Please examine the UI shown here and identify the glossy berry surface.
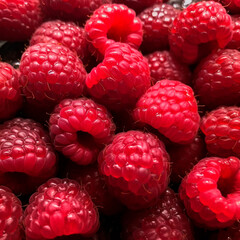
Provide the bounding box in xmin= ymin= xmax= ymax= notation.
xmin=226 ymin=16 xmax=240 ymax=50
xmin=98 ymin=130 xmax=170 ymax=210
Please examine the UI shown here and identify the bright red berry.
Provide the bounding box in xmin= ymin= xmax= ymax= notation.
xmin=179 ymin=156 xmax=240 ymax=229
xmin=19 ymin=43 xmax=87 ymax=113
xmin=213 ymin=0 xmax=240 ymax=14
xmin=85 ymin=4 xmax=143 ymax=57
xmin=0 ymin=62 xmax=22 ymax=121
xmin=86 ymin=42 xmax=151 ymax=111
xmin=0 ymin=0 xmax=43 ymax=41
xmin=0 ymin=186 xmax=23 ymax=240
xmin=30 ymin=20 xmax=89 ymax=65
xmin=138 ymin=4 xmax=180 ymax=54
xmin=133 ymin=80 xmax=200 ymax=144
xmin=146 ymin=50 xmax=191 ymax=85
xmin=24 ymin=178 xmax=99 ymax=239
xmin=226 ymin=16 xmax=240 ymax=50
xmin=193 ymin=49 xmax=240 ymax=109
xmin=98 ymin=130 xmax=170 ymax=210
xmin=0 ymin=118 xmax=57 ymax=194
xmin=169 ymin=1 xmax=233 ymax=64
xmin=122 ymin=188 xmax=194 ymax=240
xmin=49 ymin=98 xmax=116 ymax=165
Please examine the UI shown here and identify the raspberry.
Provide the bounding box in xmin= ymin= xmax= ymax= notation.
xmin=169 ymin=135 xmax=206 ymax=185
xmin=0 ymin=62 xmax=22 ymax=121
xmin=86 ymin=42 xmax=151 ymax=111
xmin=169 ymin=1 xmax=233 ymax=64
xmin=133 ymin=80 xmax=200 ymax=144
xmin=0 ymin=0 xmax=43 ymax=41
xmin=0 ymin=118 xmax=57 ymax=194
xmin=0 ymin=186 xmax=23 ymax=240
xmin=226 ymin=16 xmax=240 ymax=50
xmin=49 ymin=98 xmax=116 ymax=165
xmin=122 ymin=188 xmax=194 ymax=240
xmin=201 ymin=106 xmax=240 ymax=158
xmin=214 ymin=222 xmax=240 ymax=240
xmin=40 ymin=0 xmax=112 ymax=24
xmin=193 ymin=49 xmax=240 ymax=109
xmin=24 ymin=178 xmax=99 ymax=239
xmin=138 ymin=4 xmax=180 ymax=54
xmin=179 ymin=156 xmax=240 ymax=229
xmin=30 ymin=20 xmax=89 ymax=64
xmin=19 ymin=43 xmax=87 ymax=113
xmin=65 ymin=162 xmax=123 ymax=215
xmin=85 ymin=4 xmax=143 ymax=57
xmin=98 ymin=130 xmax=170 ymax=210
xmin=214 ymin=0 xmax=240 ymax=14
xmin=146 ymin=51 xmax=191 ymax=85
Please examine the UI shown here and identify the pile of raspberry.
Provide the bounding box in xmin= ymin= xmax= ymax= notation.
xmin=1 ymin=0 xmax=240 ymax=239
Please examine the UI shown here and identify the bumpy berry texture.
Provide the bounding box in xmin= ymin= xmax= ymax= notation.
xmin=49 ymin=98 xmax=116 ymax=165
xmin=214 ymin=0 xmax=240 ymax=14
xmin=85 ymin=4 xmax=143 ymax=57
xmin=24 ymin=178 xmax=99 ymax=239
xmin=0 ymin=0 xmax=43 ymax=41
xmin=193 ymin=49 xmax=240 ymax=109
xmin=179 ymin=156 xmax=240 ymax=229
xmin=0 ymin=186 xmax=23 ymax=240
xmin=201 ymin=106 xmax=240 ymax=158
xmin=0 ymin=118 xmax=57 ymax=194
xmin=65 ymin=162 xmax=123 ymax=215
xmin=98 ymin=130 xmax=170 ymax=210
xmin=19 ymin=43 xmax=87 ymax=112
xmin=86 ymin=42 xmax=151 ymax=111
xmin=0 ymin=62 xmax=22 ymax=121
xmin=169 ymin=135 xmax=206 ymax=185
xmin=146 ymin=51 xmax=191 ymax=85
xmin=40 ymin=0 xmax=112 ymax=24
xmin=133 ymin=80 xmax=200 ymax=144
xmin=30 ymin=20 xmax=89 ymax=64
xmin=226 ymin=16 xmax=240 ymax=50
xmin=138 ymin=4 xmax=180 ymax=54
xmin=169 ymin=1 xmax=233 ymax=64
xmin=122 ymin=188 xmax=194 ymax=240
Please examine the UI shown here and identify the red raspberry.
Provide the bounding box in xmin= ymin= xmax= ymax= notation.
xmin=214 ymin=222 xmax=240 ymax=240
xmin=49 ymin=98 xmax=116 ymax=166
xmin=133 ymin=80 xmax=200 ymax=144
xmin=213 ymin=0 xmax=240 ymax=14
xmin=146 ymin=51 xmax=191 ymax=85
xmin=19 ymin=43 xmax=87 ymax=113
xmin=30 ymin=20 xmax=89 ymax=65
xmin=0 ymin=186 xmax=23 ymax=240
xmin=65 ymin=162 xmax=123 ymax=215
xmin=169 ymin=1 xmax=233 ymax=64
xmin=169 ymin=135 xmax=206 ymax=185
xmin=40 ymin=0 xmax=112 ymax=24
xmin=122 ymin=188 xmax=194 ymax=240
xmin=85 ymin=4 xmax=143 ymax=57
xmin=201 ymin=106 xmax=240 ymax=158
xmin=24 ymin=178 xmax=99 ymax=239
xmin=0 ymin=62 xmax=22 ymax=121
xmin=86 ymin=42 xmax=151 ymax=111
xmin=193 ymin=49 xmax=240 ymax=109
xmin=226 ymin=16 xmax=240 ymax=50
xmin=0 ymin=0 xmax=43 ymax=41
xmin=98 ymin=130 xmax=170 ymax=210
xmin=0 ymin=118 xmax=57 ymax=194
xmin=179 ymin=156 xmax=240 ymax=229
xmin=138 ymin=4 xmax=180 ymax=54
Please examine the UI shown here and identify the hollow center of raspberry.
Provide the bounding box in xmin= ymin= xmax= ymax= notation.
xmin=107 ymin=23 xmax=129 ymax=42
xmin=77 ymin=131 xmax=95 ymax=146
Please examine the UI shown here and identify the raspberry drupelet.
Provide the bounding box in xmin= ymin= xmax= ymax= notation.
xmin=213 ymin=0 xmax=240 ymax=14
xmin=49 ymin=98 xmax=116 ymax=166
xmin=0 ymin=118 xmax=57 ymax=194
xmin=86 ymin=42 xmax=151 ymax=111
xmin=0 ymin=186 xmax=23 ymax=240
xmin=179 ymin=156 xmax=240 ymax=229
xmin=0 ymin=62 xmax=22 ymax=121
xmin=98 ymin=130 xmax=170 ymax=210
xmin=0 ymin=0 xmax=43 ymax=41
xmin=138 ymin=4 xmax=180 ymax=54
xmin=226 ymin=16 xmax=240 ymax=50
xmin=122 ymin=188 xmax=194 ymax=240
xmin=169 ymin=1 xmax=233 ymax=64
xmin=133 ymin=80 xmax=200 ymax=144
xmin=24 ymin=178 xmax=99 ymax=239
xmin=85 ymin=4 xmax=143 ymax=57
